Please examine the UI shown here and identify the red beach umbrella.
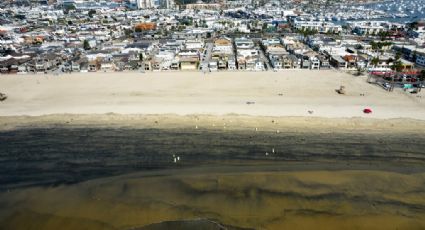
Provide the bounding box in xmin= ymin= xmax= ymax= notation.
xmin=363 ymin=108 xmax=372 ymax=114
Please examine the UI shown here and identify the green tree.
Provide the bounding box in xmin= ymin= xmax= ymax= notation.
xmin=391 ymin=59 xmax=403 ymax=72
xmin=371 ymin=57 xmax=379 ymax=67
xmin=88 ymin=10 xmax=96 ymax=18
xmin=178 ymin=25 xmax=186 ymax=31
xmin=63 ymin=4 xmax=76 ymax=14
xmin=370 ymin=41 xmax=380 ymax=51
xmin=124 ymin=29 xmax=132 ymax=38
xmin=355 ymin=44 xmax=363 ymax=50
xmin=390 ymin=54 xmax=403 ymax=92
xmin=408 ymin=21 xmax=419 ymax=30
xmin=83 ymin=40 xmax=90 ymax=50
xmin=378 ymin=31 xmax=390 ymax=41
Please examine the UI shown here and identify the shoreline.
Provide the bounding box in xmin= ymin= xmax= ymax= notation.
xmin=1 ymin=113 xmax=425 ymax=133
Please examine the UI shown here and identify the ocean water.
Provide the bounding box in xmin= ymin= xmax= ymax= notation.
xmin=352 ymin=0 xmax=425 ymax=23
xmin=1 ymin=127 xmax=425 ymax=190
xmin=1 ymin=128 xmax=425 ymax=230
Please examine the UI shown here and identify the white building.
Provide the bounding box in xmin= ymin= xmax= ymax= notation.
xmin=348 ymin=21 xmax=389 ymax=35
xmin=137 ymin=0 xmax=154 ymax=9
xmin=185 ymin=40 xmax=204 ymax=50
xmin=294 ymin=21 xmax=342 ymax=34
xmin=213 ymin=37 xmax=233 ymax=54
xmin=415 ymin=48 xmax=425 ymax=67
xmin=234 ymin=38 xmax=255 ymax=49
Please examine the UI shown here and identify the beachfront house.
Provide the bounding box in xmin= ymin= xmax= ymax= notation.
xmin=72 ymin=61 xmax=83 ymax=72
xmin=17 ymin=64 xmax=29 ymax=74
xmin=0 ymin=56 xmax=32 ymax=74
xmin=289 ymin=55 xmax=301 ymax=69
xmin=235 ymin=38 xmax=258 ymax=71
xmin=170 ymin=61 xmax=179 ymax=71
xmin=88 ymin=60 xmax=99 ymax=72
xmin=211 ymin=37 xmax=234 ymax=71
xmin=300 ymin=55 xmax=310 ymax=69
xmin=214 ymin=37 xmax=233 ymax=54
xmin=254 ymin=60 xmax=265 ymax=71
xmin=343 ymin=55 xmax=358 ymax=69
xmin=32 ymin=53 xmax=63 ymax=73
xmin=100 ymin=60 xmax=116 ymax=72
xmin=228 ymin=59 xmax=237 ymax=70
xmin=237 ymin=50 xmax=259 ymax=70
xmin=318 ymin=56 xmax=330 ymax=69
xmin=209 ymin=61 xmax=218 ymax=71
xmin=310 ymin=56 xmax=320 ymax=70
xmin=263 ymin=39 xmax=290 ymax=71
xmin=180 ymin=56 xmax=199 ymax=70
xmin=330 ymin=55 xmax=347 ymax=69
xmin=151 ymin=49 xmax=176 ymax=71
xmin=269 ymin=55 xmax=283 ymax=70
xmin=177 ymin=49 xmax=199 ymax=70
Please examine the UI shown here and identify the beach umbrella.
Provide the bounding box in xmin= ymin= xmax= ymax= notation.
xmin=363 ymin=108 xmax=372 ymax=114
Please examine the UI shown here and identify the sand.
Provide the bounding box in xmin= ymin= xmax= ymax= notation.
xmin=0 ymin=70 xmax=424 ymax=119
xmin=1 ymin=113 xmax=425 ymax=134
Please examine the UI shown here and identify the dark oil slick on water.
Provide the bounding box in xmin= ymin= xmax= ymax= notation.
xmin=1 ymin=128 xmax=424 ymax=189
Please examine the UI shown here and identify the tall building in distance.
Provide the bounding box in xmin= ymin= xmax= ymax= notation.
xmin=164 ymin=0 xmax=175 ymax=9
xmin=136 ymin=0 xmax=154 ymax=8
xmin=156 ymin=0 xmax=175 ymax=9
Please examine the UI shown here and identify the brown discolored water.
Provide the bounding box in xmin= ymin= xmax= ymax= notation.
xmin=0 ymin=128 xmax=425 ymax=229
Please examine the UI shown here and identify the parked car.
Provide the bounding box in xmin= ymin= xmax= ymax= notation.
xmin=381 ymin=82 xmax=391 ymax=90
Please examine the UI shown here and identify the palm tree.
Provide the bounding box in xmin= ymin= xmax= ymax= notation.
xmin=390 ymin=55 xmax=403 ymax=92
xmin=371 ymin=57 xmax=379 ymax=68
xmin=418 ymin=70 xmax=425 ymax=92
xmin=367 ymin=57 xmax=379 ymax=83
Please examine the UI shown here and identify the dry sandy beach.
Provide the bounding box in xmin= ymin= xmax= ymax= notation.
xmin=0 ymin=70 xmax=424 ymax=119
